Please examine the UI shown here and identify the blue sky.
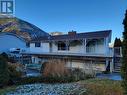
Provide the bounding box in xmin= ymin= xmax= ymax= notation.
xmin=15 ymin=0 xmax=127 ymax=42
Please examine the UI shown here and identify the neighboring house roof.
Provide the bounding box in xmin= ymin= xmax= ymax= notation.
xmin=0 ymin=32 xmax=27 ymax=42
xmin=31 ymin=30 xmax=112 ymax=42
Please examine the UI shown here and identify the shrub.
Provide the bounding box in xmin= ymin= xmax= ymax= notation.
xmin=69 ymin=68 xmax=84 ymax=81
xmin=1 ymin=52 xmax=9 ymax=61
xmin=121 ymin=9 xmax=127 ymax=95
xmin=8 ymin=63 xmax=22 ymax=81
xmin=41 ymin=59 xmax=78 ymax=83
xmin=16 ymin=75 xmax=76 ymax=84
xmin=0 ymin=56 xmax=10 ymax=87
xmin=70 ymin=68 xmax=94 ymax=81
xmin=0 ymin=54 xmax=23 ymax=87
xmin=42 ymin=75 xmax=75 ymax=83
xmin=43 ymin=59 xmax=68 ymax=78
xmin=16 ymin=77 xmax=43 ymax=85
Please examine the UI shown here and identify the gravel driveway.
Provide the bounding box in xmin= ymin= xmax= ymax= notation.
xmin=7 ymin=83 xmax=86 ymax=95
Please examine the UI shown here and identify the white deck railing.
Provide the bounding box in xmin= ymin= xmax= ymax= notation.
xmin=20 ymin=46 xmax=121 ymax=58
xmin=21 ymin=49 xmax=113 ymax=58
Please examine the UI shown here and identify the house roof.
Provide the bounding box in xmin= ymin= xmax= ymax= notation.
xmin=52 ymin=30 xmax=112 ymax=41
xmin=31 ymin=30 xmax=112 ymax=42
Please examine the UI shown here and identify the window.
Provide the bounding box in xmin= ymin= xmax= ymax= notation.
xmin=26 ymin=43 xmax=30 ymax=47
xmin=96 ymin=38 xmax=104 ymax=45
xmin=58 ymin=42 xmax=69 ymax=50
xmin=35 ymin=42 xmax=41 ymax=47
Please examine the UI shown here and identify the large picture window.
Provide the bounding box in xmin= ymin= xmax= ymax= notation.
xmin=58 ymin=42 xmax=69 ymax=50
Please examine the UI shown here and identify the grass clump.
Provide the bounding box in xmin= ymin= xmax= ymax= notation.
xmin=79 ymin=79 xmax=123 ymax=95
xmin=0 ymin=86 xmax=16 ymax=95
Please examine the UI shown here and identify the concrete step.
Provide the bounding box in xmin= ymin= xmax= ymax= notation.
xmin=115 ymin=64 xmax=122 ymax=66
xmin=114 ymin=69 xmax=120 ymax=71
xmin=115 ymin=63 xmax=121 ymax=65
xmin=114 ymin=62 xmax=122 ymax=73
xmin=114 ymin=70 xmax=120 ymax=73
xmin=114 ymin=68 xmax=121 ymax=73
xmin=114 ymin=67 xmax=121 ymax=70
xmin=115 ymin=66 xmax=121 ymax=68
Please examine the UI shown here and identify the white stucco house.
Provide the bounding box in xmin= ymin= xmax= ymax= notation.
xmin=21 ymin=30 xmax=115 ymax=73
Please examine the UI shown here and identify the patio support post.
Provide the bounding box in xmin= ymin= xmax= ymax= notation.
xmin=106 ymin=59 xmax=109 ymax=71
xmin=110 ymin=59 xmax=114 ymax=73
xmin=83 ymin=39 xmax=86 ymax=54
xmin=66 ymin=40 xmax=69 ymax=51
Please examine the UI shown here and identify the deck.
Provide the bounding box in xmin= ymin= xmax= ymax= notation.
xmin=21 ymin=52 xmax=113 ymax=61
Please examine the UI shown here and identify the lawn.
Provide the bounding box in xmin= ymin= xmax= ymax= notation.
xmin=79 ymin=78 xmax=123 ymax=95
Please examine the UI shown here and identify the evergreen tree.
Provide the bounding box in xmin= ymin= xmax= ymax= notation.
xmin=0 ymin=55 xmax=9 ymax=87
xmin=121 ymin=10 xmax=127 ymax=95
xmin=114 ymin=37 xmax=122 ymax=47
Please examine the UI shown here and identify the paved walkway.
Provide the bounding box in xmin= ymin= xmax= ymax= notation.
xmin=96 ymin=73 xmax=122 ymax=80
xmin=26 ymin=68 xmax=122 ymax=81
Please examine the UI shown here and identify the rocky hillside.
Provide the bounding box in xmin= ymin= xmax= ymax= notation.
xmin=0 ymin=17 xmax=49 ymax=41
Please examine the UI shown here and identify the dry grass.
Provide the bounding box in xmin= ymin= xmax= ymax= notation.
xmin=8 ymin=62 xmax=24 ymax=71
xmin=79 ymin=79 xmax=123 ymax=95
xmin=43 ymin=59 xmax=68 ymax=77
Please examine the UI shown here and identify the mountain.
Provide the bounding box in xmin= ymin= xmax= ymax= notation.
xmin=0 ymin=17 xmax=49 ymax=41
